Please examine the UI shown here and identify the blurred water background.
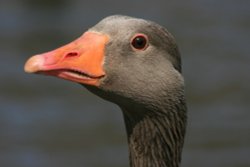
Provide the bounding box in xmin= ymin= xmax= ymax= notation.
xmin=0 ymin=0 xmax=249 ymax=167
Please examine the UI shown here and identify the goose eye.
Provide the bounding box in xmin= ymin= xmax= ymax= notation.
xmin=131 ymin=34 xmax=148 ymax=50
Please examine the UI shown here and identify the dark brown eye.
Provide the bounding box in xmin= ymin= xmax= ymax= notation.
xmin=131 ymin=34 xmax=148 ymax=50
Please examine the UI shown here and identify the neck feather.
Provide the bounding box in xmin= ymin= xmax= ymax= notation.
xmin=122 ymin=101 xmax=186 ymax=167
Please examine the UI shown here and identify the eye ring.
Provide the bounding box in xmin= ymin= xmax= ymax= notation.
xmin=130 ymin=34 xmax=149 ymax=51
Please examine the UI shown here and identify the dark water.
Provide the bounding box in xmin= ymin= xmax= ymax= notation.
xmin=0 ymin=0 xmax=249 ymax=167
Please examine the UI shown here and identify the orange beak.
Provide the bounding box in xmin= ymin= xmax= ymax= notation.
xmin=24 ymin=31 xmax=109 ymax=86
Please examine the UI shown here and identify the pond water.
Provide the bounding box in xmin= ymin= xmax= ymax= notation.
xmin=0 ymin=0 xmax=249 ymax=167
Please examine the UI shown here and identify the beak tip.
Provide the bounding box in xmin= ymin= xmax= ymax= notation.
xmin=24 ymin=55 xmax=44 ymax=73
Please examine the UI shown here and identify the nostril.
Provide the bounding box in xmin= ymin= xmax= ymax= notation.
xmin=65 ymin=52 xmax=79 ymax=58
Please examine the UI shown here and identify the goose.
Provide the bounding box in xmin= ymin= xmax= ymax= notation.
xmin=24 ymin=15 xmax=187 ymax=167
